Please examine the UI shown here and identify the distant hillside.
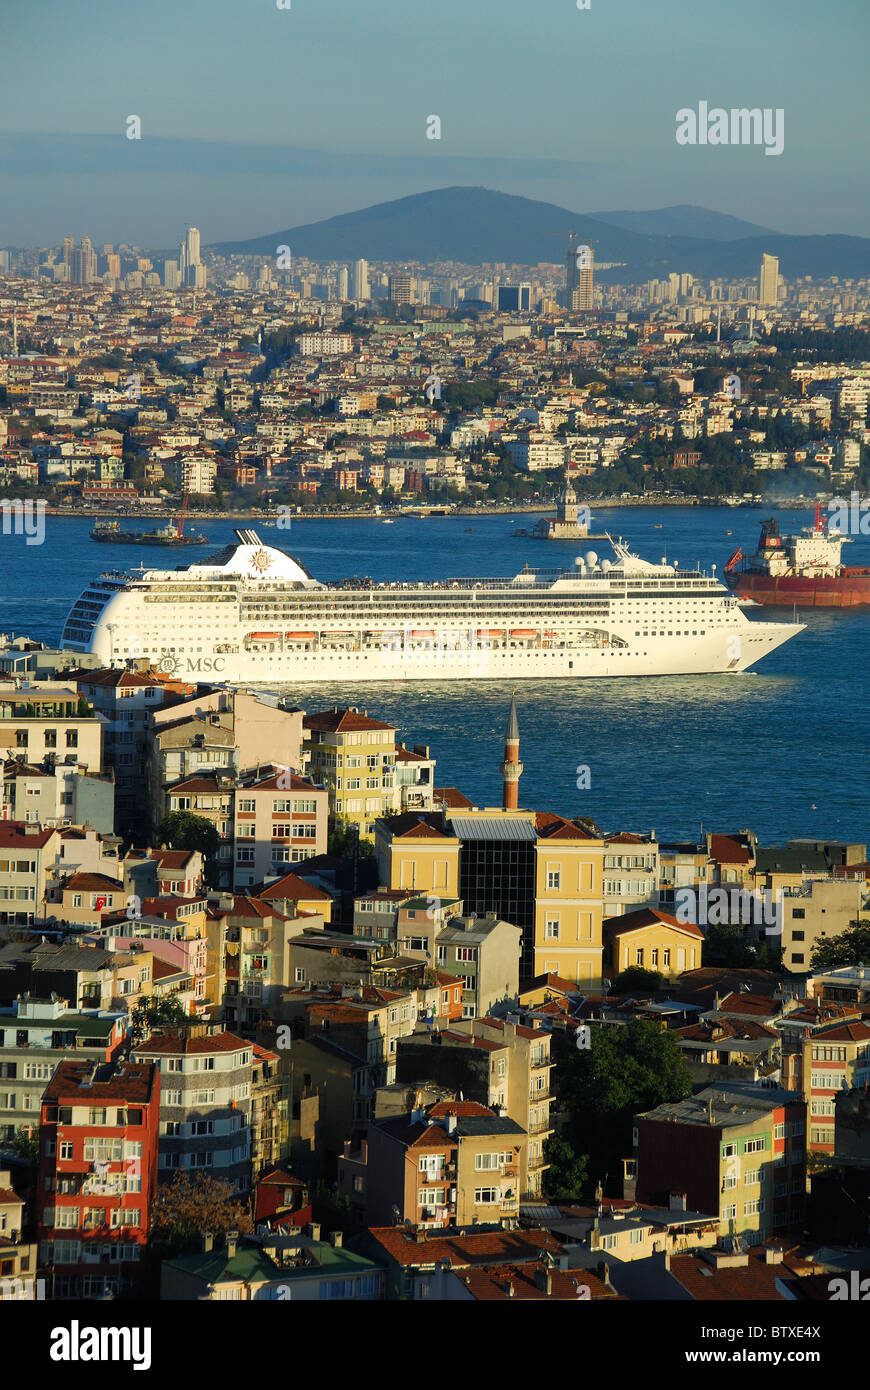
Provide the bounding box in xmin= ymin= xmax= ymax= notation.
xmin=587 ymin=204 xmax=775 ymax=241
xmin=211 ymin=186 xmax=870 ymax=282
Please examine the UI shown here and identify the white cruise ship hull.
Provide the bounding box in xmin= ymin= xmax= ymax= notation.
xmin=61 ymin=531 xmax=804 ymax=684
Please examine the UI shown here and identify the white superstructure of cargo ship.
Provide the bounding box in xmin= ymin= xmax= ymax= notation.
xmin=61 ymin=528 xmax=804 ymax=682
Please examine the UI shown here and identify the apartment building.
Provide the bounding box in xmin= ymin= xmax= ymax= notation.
xmin=779 ymin=878 xmax=866 ymax=973
xmin=250 ymin=1043 xmax=290 ymax=1176
xmin=75 ymin=668 xmax=182 ymax=837
xmin=374 ymin=812 xmax=461 ymax=898
xmin=802 ymin=1021 xmax=870 ymax=1154
xmin=37 ymin=1059 xmax=160 ymax=1299
xmin=233 ymin=769 xmax=328 ymax=889
xmin=602 ymin=831 xmax=660 ymax=918
xmin=394 ymin=743 xmax=436 ymax=812
xmin=356 ymin=1100 xmax=528 ymax=1229
xmin=0 ymin=995 xmax=126 ymax=1142
xmin=429 ymin=913 xmax=521 ymax=1019
xmin=0 ymin=685 xmax=104 ymax=775
xmin=164 ymin=776 xmax=234 ymax=886
xmin=131 ymin=1029 xmax=254 ymax=1192
xmin=304 ymin=707 xmax=397 ymax=839
xmin=631 ymin=1084 xmax=807 ymax=1244
xmin=0 ymin=822 xmax=60 ymax=927
xmin=0 ymin=1170 xmax=38 ymax=1301
xmin=396 ymin=1018 xmax=553 ymax=1196
xmin=0 ymin=939 xmax=150 ymax=1014
xmin=1 ymin=758 xmax=114 ymax=833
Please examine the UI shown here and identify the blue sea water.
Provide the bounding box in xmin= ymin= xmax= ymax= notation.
xmin=0 ymin=504 xmax=867 ymax=846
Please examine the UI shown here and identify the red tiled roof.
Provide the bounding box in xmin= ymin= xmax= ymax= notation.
xmin=534 ymin=812 xmax=597 ymax=840
xmin=133 ymin=1031 xmax=249 ymax=1056
xmin=367 ymin=1225 xmax=562 ymax=1267
xmin=603 ymin=906 xmax=704 ymax=940
xmin=0 ymin=824 xmax=54 ymax=849
xmin=65 ymin=872 xmax=123 ymax=891
xmin=44 ymin=1060 xmax=157 ymax=1104
xmin=304 ymin=708 xmax=395 ymax=733
xmin=671 ymin=1244 xmax=810 ymax=1300
xmin=709 ymin=834 xmax=753 ymax=865
xmin=460 ymin=1262 xmax=617 ymax=1301
xmin=257 ymin=873 xmax=330 ymax=902
xmin=434 ymin=786 xmax=475 ymax=809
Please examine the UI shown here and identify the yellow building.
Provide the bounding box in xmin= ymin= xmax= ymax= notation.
xmin=605 ymin=906 xmax=704 ymax=979
xmin=374 ymin=812 xmax=461 ymax=898
xmin=533 ymin=813 xmax=605 ymax=984
xmin=0 ymin=685 xmax=103 ymax=773
xmin=304 ymin=707 xmax=397 ymax=840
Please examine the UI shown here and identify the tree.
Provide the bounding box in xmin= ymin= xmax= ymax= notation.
xmin=611 ymin=966 xmax=665 ymax=994
xmin=131 ymin=996 xmax=192 ymax=1043
xmin=9 ymin=1125 xmax=40 ymax=1173
xmin=158 ymin=811 xmax=221 ymax=885
xmin=543 ymin=1136 xmax=588 ymax=1200
xmin=809 ymin=919 xmax=870 ymax=971
xmin=327 ymin=819 xmax=374 ymax=859
xmin=552 ymin=1018 xmax=693 ymax=1188
xmin=148 ymin=1173 xmax=253 ymax=1257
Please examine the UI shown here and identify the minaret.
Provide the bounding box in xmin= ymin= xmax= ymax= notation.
xmin=500 ymin=692 xmax=523 ymax=811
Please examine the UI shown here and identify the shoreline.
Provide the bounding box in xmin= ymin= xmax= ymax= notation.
xmin=38 ymin=496 xmax=821 ymax=522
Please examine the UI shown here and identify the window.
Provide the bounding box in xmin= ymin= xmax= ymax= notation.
xmin=474 ymin=1187 xmax=498 ymax=1204
xmin=743 ymin=1198 xmax=765 ymax=1215
xmin=59 ymin=1142 xmax=73 ymax=1160
xmin=238 ymin=799 xmax=255 ymax=813
xmin=546 ymin=868 xmax=561 ymax=890
xmin=744 ymin=1138 xmax=765 ymax=1154
xmin=629 ymin=1228 xmax=643 ymax=1245
xmin=545 ymin=918 xmax=559 ymax=940
xmin=601 ymin=1233 xmax=618 ymax=1251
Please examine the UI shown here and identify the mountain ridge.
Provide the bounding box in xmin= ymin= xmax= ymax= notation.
xmin=210 ymin=186 xmax=870 ymax=281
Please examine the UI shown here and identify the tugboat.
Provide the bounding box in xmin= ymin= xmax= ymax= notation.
xmin=724 ymin=506 xmax=870 ymax=607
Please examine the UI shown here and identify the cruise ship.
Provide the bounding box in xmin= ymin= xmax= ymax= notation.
xmin=61 ymin=529 xmax=804 ymax=682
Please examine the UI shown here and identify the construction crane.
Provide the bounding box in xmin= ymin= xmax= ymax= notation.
xmin=176 ymin=481 xmax=191 ymax=539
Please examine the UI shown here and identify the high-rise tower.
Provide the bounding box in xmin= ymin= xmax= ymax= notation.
xmin=759 ymin=253 xmax=779 ymax=307
xmin=500 ymin=692 xmax=523 ymax=811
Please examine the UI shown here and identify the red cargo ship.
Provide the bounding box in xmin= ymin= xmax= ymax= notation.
xmin=724 ymin=507 xmax=870 ymax=607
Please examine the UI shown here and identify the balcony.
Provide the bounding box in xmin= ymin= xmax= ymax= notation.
xmin=528 ymin=1120 xmax=554 ymax=1137
xmin=529 ymin=1088 xmax=552 ymax=1103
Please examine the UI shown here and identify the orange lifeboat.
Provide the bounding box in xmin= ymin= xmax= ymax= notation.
xmin=249 ymin=632 xmax=280 ymax=640
xmin=285 ymin=632 xmax=316 ymax=640
xmin=477 ymin=629 xmax=505 ymax=637
xmin=510 ymin=629 xmax=537 ymax=637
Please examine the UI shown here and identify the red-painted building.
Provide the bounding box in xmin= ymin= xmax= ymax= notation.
xmin=37 ymin=1058 xmax=160 ymax=1299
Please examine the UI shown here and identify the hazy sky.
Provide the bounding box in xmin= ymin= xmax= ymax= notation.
xmin=1 ymin=0 xmax=868 ymax=247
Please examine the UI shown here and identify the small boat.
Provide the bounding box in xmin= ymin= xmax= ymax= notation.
xmin=726 ymin=529 xmax=733 ymax=536
xmin=653 ymin=524 xmax=663 ymax=529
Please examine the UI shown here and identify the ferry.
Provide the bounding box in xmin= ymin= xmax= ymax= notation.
xmin=61 ymin=528 xmax=804 ymax=682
